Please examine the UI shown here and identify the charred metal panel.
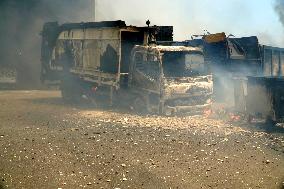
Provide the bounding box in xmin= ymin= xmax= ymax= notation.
xmin=121 ymin=31 xmax=145 ymax=73
xmin=263 ymin=48 xmax=273 ymax=76
xmin=262 ymin=45 xmax=284 ymax=77
xmin=54 ymin=28 xmax=121 ymax=73
xmin=82 ymin=40 xmax=99 ymax=70
xmin=272 ymin=51 xmax=280 ymax=76
xmin=156 ymin=26 xmax=173 ymax=42
xmin=229 ymin=37 xmax=260 ymax=60
xmin=137 ymin=26 xmax=173 ymax=43
xmin=246 ymin=76 xmax=284 ymax=121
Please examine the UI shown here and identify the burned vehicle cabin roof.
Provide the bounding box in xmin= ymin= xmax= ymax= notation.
xmin=133 ymin=45 xmax=203 ymax=54
xmin=43 ymin=20 xmax=173 ymax=40
xmin=60 ymin=22 xmax=145 ymax=33
xmin=59 ymin=20 xmax=127 ymax=30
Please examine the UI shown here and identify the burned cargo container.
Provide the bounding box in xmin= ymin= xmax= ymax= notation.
xmin=41 ymin=20 xmax=213 ymax=115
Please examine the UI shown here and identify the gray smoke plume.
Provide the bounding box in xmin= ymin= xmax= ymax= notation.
xmin=275 ymin=0 xmax=284 ymax=27
xmin=0 ymin=0 xmax=94 ymax=88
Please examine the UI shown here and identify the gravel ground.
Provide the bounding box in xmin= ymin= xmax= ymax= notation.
xmin=0 ymin=90 xmax=283 ymax=189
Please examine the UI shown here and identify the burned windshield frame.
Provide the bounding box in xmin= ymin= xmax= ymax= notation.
xmin=161 ymin=51 xmax=205 ymax=78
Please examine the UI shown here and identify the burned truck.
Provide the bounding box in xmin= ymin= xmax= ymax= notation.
xmin=179 ymin=33 xmax=284 ymax=122
xmin=129 ymin=45 xmax=212 ymax=115
xmin=41 ymin=20 xmax=212 ymax=115
xmin=173 ymin=33 xmax=263 ymax=103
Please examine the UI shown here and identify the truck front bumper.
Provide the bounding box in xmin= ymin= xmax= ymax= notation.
xmin=163 ymin=103 xmax=211 ymax=116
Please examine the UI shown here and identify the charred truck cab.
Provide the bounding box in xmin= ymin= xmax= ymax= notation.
xmin=41 ymin=20 xmax=212 ymax=115
xmin=129 ymin=46 xmax=212 ymax=115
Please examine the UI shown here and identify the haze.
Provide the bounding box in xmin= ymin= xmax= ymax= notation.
xmin=97 ymin=0 xmax=284 ymax=46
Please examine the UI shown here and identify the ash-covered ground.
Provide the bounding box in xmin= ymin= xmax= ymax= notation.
xmin=0 ymin=90 xmax=283 ymax=189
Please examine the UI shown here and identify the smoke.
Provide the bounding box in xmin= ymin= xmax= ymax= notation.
xmin=96 ymin=0 xmax=284 ymax=46
xmin=0 ymin=0 xmax=94 ymax=88
xmin=275 ymin=0 xmax=284 ymax=27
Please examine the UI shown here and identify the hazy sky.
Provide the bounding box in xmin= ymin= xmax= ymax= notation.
xmin=96 ymin=0 xmax=283 ymax=46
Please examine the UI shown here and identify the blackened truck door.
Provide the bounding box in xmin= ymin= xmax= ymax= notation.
xmin=130 ymin=49 xmax=161 ymax=92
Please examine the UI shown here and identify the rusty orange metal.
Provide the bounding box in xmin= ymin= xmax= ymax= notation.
xmin=204 ymin=32 xmax=226 ymax=43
